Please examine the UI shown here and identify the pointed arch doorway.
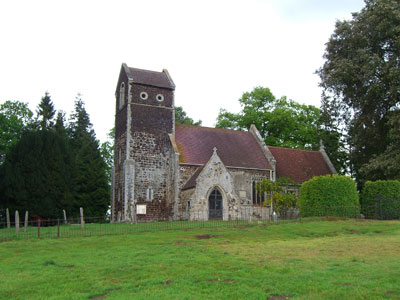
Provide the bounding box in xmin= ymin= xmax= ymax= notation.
xmin=209 ymin=188 xmax=223 ymax=220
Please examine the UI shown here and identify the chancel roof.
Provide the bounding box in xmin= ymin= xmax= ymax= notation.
xmin=268 ymin=146 xmax=332 ymax=183
xmin=175 ymin=125 xmax=272 ymax=170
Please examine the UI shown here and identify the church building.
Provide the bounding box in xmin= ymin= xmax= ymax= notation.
xmin=111 ymin=64 xmax=337 ymax=222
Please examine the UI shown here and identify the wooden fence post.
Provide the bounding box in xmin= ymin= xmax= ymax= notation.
xmin=15 ymin=210 xmax=19 ymax=233
xmin=6 ymin=208 xmax=10 ymax=229
xmin=24 ymin=211 xmax=28 ymax=232
xmin=57 ymin=218 xmax=60 ymax=238
xmin=80 ymin=207 xmax=84 ymax=230
xmin=63 ymin=209 xmax=67 ymax=224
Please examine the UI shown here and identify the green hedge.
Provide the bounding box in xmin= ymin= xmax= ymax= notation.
xmin=360 ymin=180 xmax=400 ymax=219
xmin=299 ymin=175 xmax=359 ymax=218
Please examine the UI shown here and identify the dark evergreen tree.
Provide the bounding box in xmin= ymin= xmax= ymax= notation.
xmin=175 ymin=106 xmax=202 ymax=125
xmin=69 ymin=95 xmax=109 ymax=217
xmin=359 ymin=111 xmax=400 ymax=180
xmin=36 ymin=92 xmax=56 ymax=130
xmin=0 ymin=129 xmax=74 ymax=218
xmin=0 ymin=93 xmax=109 ymax=218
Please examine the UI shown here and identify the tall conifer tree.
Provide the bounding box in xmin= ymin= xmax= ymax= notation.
xmin=0 ymin=128 xmax=73 ymax=218
xmin=36 ymin=92 xmax=56 ymax=130
xmin=69 ymin=95 xmax=109 ymax=217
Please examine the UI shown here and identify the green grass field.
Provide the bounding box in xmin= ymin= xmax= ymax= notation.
xmin=1 ymin=219 xmax=400 ymax=300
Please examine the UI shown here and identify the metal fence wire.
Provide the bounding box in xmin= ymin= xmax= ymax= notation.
xmin=1 ymin=203 xmax=399 ymax=242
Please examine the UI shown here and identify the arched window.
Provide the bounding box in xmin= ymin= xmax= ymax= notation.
xmin=209 ymin=188 xmax=223 ymax=219
xmin=119 ymin=82 xmax=125 ymax=109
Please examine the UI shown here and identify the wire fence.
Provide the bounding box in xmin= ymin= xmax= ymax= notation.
xmin=0 ymin=203 xmax=399 ymax=242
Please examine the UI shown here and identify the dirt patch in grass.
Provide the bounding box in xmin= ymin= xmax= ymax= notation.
xmin=64 ymin=265 xmax=75 ymax=269
xmin=90 ymin=288 xmax=121 ymax=300
xmin=233 ymin=225 xmax=250 ymax=229
xmin=174 ymin=240 xmax=190 ymax=246
xmin=346 ymin=229 xmax=360 ymax=234
xmin=332 ymin=282 xmax=354 ymax=286
xmin=164 ymin=280 xmax=173 ymax=285
xmin=266 ymin=295 xmax=292 ymax=300
xmin=385 ymin=291 xmax=398 ymax=296
xmin=90 ymin=295 xmax=108 ymax=300
xmin=195 ymin=234 xmax=214 ymax=239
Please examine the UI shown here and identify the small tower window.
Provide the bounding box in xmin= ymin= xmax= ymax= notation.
xmin=146 ymin=188 xmax=153 ymax=201
xmin=119 ymin=82 xmax=125 ymax=110
xmin=140 ymin=92 xmax=148 ymax=100
xmin=156 ymin=94 xmax=164 ymax=102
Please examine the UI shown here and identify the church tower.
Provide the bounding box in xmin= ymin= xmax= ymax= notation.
xmin=112 ymin=64 xmax=177 ymax=222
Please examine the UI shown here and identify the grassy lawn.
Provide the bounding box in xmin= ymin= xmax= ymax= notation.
xmin=1 ymin=219 xmax=400 ymax=300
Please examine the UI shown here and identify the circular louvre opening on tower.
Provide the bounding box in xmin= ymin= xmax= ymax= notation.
xmin=156 ymin=94 xmax=164 ymax=102
xmin=140 ymin=92 xmax=148 ymax=100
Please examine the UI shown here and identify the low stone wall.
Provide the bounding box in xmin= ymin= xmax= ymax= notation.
xmin=188 ymin=204 xmax=271 ymax=221
xmin=240 ymin=205 xmax=271 ymax=221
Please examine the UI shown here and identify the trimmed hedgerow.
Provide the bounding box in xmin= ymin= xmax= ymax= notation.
xmin=299 ymin=175 xmax=359 ymax=218
xmin=360 ymin=180 xmax=400 ymax=220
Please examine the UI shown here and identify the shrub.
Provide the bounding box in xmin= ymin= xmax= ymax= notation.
xmin=299 ymin=175 xmax=359 ymax=218
xmin=360 ymin=180 xmax=400 ymax=220
xmin=256 ymin=177 xmax=300 ymax=218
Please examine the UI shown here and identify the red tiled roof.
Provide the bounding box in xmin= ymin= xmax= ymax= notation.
xmin=182 ymin=167 xmax=203 ymax=190
xmin=268 ymin=146 xmax=332 ymax=184
xmin=175 ymin=125 xmax=272 ymax=170
xmin=128 ymin=67 xmax=174 ymax=89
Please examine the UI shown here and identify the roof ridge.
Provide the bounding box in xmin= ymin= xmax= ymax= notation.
xmin=267 ymin=145 xmax=320 ymax=153
xmin=175 ymin=124 xmax=250 ymax=134
xmin=129 ymin=66 xmax=165 ymax=74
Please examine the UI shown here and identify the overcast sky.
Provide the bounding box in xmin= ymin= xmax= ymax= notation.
xmin=0 ymin=0 xmax=365 ymax=142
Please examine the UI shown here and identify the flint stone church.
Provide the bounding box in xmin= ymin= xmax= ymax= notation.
xmin=111 ymin=63 xmax=337 ymax=222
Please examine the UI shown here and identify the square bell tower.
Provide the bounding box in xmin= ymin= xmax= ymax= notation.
xmin=112 ymin=63 xmax=178 ymax=222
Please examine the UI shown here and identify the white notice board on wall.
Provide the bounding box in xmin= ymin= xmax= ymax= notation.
xmin=136 ymin=205 xmax=146 ymax=215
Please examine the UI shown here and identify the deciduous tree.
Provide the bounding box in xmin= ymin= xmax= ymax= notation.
xmin=317 ymin=0 xmax=400 ymax=186
xmin=216 ymin=87 xmax=321 ymax=150
xmin=0 ymin=101 xmax=34 ymax=164
xmin=100 ymin=128 xmax=115 ymax=187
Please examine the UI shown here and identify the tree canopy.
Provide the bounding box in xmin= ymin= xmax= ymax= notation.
xmin=317 ymin=0 xmax=400 ymax=186
xmin=216 ymin=86 xmax=321 ymax=150
xmin=0 ymin=93 xmax=110 ymax=218
xmin=175 ymin=106 xmax=202 ymax=126
xmin=0 ymin=101 xmax=34 ymax=164
xmin=100 ymin=127 xmax=115 ymax=187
